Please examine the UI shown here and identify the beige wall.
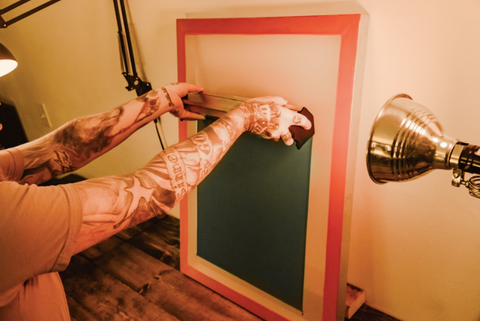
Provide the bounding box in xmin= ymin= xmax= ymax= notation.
xmin=349 ymin=1 xmax=480 ymax=320
xmin=1 ymin=0 xmax=480 ymax=320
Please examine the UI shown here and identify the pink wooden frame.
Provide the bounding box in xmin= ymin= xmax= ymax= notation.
xmin=177 ymin=14 xmax=362 ymax=321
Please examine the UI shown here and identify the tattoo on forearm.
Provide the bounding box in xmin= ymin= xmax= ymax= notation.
xmin=159 ymin=149 xmax=188 ymax=201
xmin=106 ymin=131 xmax=219 ymax=230
xmin=162 ymin=86 xmax=181 ymax=118
xmin=135 ymin=97 xmax=159 ymax=123
xmin=135 ymin=88 xmax=162 ymax=123
xmin=53 ymin=150 xmax=75 ymax=173
xmin=79 ymin=170 xmax=175 ymax=231
xmin=152 ymin=113 xmax=243 ymax=206
xmin=214 ymin=117 xmax=238 ymax=152
xmin=112 ymin=172 xmax=175 ymax=228
xmin=54 ymin=107 xmax=124 ymax=161
xmin=161 ymin=87 xmax=174 ymax=108
xmin=188 ymin=131 xmax=216 ymax=181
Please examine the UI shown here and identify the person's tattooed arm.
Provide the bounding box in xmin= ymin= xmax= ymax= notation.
xmin=71 ymin=96 xmax=312 ymax=254
xmin=12 ymin=83 xmax=203 ymax=185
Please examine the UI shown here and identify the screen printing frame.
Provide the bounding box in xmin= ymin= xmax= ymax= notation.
xmin=177 ymin=13 xmax=367 ymax=321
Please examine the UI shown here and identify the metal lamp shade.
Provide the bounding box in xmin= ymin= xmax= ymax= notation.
xmin=0 ymin=43 xmax=18 ymax=77
xmin=366 ymin=94 xmax=457 ymax=184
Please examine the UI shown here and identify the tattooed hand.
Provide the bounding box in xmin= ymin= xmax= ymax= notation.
xmin=234 ymin=96 xmax=312 ymax=146
xmin=162 ymin=83 xmax=205 ymax=120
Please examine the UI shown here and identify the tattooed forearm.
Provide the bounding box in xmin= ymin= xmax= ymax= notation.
xmin=19 ymin=107 xmax=125 ymax=183
xmin=141 ymin=109 xmax=247 ymax=208
xmin=73 ymin=169 xmax=176 ymax=253
xmin=17 ymin=90 xmax=169 ymax=184
xmin=54 ymin=107 xmax=123 ymax=159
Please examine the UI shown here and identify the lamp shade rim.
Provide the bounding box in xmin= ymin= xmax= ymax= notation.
xmin=0 ymin=59 xmax=18 ymax=77
xmin=366 ymin=93 xmax=413 ymax=184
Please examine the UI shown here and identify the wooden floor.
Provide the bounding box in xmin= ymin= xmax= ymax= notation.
xmin=60 ymin=215 xmax=262 ymax=321
xmin=60 ymin=214 xmax=400 ymax=321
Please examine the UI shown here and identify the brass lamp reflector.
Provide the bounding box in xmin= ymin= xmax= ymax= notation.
xmin=366 ymin=94 xmax=458 ymax=184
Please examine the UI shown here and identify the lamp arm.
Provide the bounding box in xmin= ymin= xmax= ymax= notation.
xmin=0 ymin=0 xmax=61 ymax=28
xmin=113 ymin=0 xmax=130 ymax=77
xmin=118 ymin=0 xmax=137 ymax=79
xmin=112 ymin=0 xmax=152 ymax=97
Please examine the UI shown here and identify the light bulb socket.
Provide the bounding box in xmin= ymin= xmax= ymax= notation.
xmin=458 ymin=144 xmax=480 ymax=175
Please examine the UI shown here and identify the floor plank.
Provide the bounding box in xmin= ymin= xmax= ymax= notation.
xmin=62 ymin=256 xmax=178 ymax=321
xmin=65 ymin=295 xmax=98 ymax=321
xmin=95 ymin=242 xmax=174 ymax=293
xmin=142 ymin=266 xmax=261 ymax=321
xmin=61 ymin=216 xmax=262 ymax=320
xmin=79 ymin=236 xmax=124 ymax=262
xmin=115 ymin=217 xmax=157 ymax=242
xmin=128 ymin=217 xmax=180 ymax=269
